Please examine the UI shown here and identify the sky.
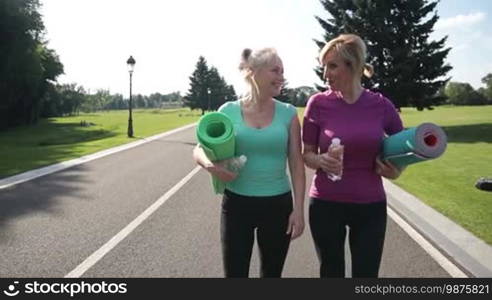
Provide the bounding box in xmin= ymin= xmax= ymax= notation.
xmin=40 ymin=0 xmax=492 ymax=97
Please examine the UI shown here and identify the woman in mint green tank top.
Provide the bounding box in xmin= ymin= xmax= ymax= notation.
xmin=193 ymin=48 xmax=305 ymax=277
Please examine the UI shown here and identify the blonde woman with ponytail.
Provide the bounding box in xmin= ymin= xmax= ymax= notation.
xmin=193 ymin=48 xmax=305 ymax=277
xmin=302 ymin=34 xmax=405 ymax=277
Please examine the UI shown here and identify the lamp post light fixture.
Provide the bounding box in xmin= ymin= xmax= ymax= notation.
xmin=207 ymin=88 xmax=211 ymax=111
xmin=126 ymin=55 xmax=136 ymax=138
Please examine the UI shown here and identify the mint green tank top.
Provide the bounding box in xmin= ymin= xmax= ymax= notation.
xmin=218 ymin=100 xmax=297 ymax=196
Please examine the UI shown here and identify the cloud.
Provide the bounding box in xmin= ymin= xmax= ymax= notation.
xmin=435 ymin=12 xmax=486 ymax=30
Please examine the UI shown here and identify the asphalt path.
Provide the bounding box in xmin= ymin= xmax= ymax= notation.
xmin=0 ymin=126 xmax=450 ymax=277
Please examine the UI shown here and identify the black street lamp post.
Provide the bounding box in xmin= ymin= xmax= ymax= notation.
xmin=127 ymin=55 xmax=136 ymax=138
xmin=207 ymin=88 xmax=211 ymax=111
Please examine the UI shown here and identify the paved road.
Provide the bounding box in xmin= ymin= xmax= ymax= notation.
xmin=0 ymin=126 xmax=450 ymax=277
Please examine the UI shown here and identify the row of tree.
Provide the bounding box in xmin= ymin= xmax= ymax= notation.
xmin=444 ymin=74 xmax=492 ymax=106
xmin=41 ymin=84 xmax=184 ymax=117
xmin=277 ymin=84 xmax=317 ymax=107
xmin=182 ymin=56 xmax=318 ymax=110
xmin=2 ymin=0 xmax=491 ymax=131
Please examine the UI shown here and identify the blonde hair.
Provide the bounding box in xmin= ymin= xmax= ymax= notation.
xmin=319 ymin=34 xmax=374 ymax=78
xmin=238 ymin=47 xmax=281 ymax=104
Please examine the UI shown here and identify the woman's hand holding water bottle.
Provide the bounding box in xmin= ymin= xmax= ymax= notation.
xmin=318 ymin=153 xmax=342 ymax=175
xmin=205 ymin=155 xmax=247 ymax=182
xmin=204 ymin=161 xmax=237 ymax=182
xmin=321 ymin=138 xmax=344 ymax=181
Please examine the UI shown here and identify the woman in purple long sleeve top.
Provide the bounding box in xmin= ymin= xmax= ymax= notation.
xmin=302 ymin=34 xmax=405 ymax=278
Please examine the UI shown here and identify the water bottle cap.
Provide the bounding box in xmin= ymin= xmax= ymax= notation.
xmin=332 ymin=138 xmax=341 ymax=146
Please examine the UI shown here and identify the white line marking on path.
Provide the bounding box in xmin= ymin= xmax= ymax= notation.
xmin=65 ymin=166 xmax=202 ymax=278
xmin=387 ymin=207 xmax=468 ymax=278
xmin=0 ymin=123 xmax=197 ymax=190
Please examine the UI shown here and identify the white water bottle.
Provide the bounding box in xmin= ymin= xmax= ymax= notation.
xmin=326 ymin=138 xmax=343 ymax=181
xmin=225 ymin=155 xmax=247 ymax=172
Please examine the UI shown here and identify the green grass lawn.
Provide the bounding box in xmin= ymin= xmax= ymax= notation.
xmin=394 ymin=106 xmax=492 ymax=244
xmin=1 ymin=105 xmax=491 ymax=244
xmin=0 ymin=108 xmax=201 ymax=179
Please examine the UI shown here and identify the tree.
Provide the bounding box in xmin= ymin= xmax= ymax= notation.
xmin=291 ymin=86 xmax=317 ymax=107
xmin=206 ymin=67 xmax=224 ymax=110
xmin=184 ymin=57 xmax=237 ymax=113
xmin=224 ymin=85 xmax=237 ymax=105
xmin=480 ymin=73 xmax=492 ymax=102
xmin=445 ymin=82 xmax=487 ymax=106
xmin=37 ymin=44 xmax=64 ymax=117
xmin=315 ymin=0 xmax=452 ymax=110
xmin=58 ymin=84 xmax=85 ymax=115
xmin=40 ymin=83 xmax=62 ymax=117
xmin=275 ymin=82 xmax=316 ymax=107
xmin=94 ymin=89 xmax=112 ymax=111
xmin=167 ymin=92 xmax=183 ymax=103
xmin=0 ymin=0 xmax=63 ymax=129
xmin=80 ymin=89 xmax=112 ymax=112
xmin=134 ymin=94 xmax=146 ymax=108
xmin=184 ymin=56 xmax=210 ymax=115
xmin=276 ymin=81 xmax=293 ymax=103
xmin=110 ymin=94 xmax=126 ymax=110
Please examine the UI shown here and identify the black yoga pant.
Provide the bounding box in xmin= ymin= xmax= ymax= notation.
xmin=309 ymin=198 xmax=387 ymax=278
xmin=221 ymin=189 xmax=293 ymax=278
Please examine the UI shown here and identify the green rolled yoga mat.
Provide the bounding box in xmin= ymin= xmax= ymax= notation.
xmin=196 ymin=112 xmax=235 ymax=194
xmin=382 ymin=122 xmax=447 ymax=169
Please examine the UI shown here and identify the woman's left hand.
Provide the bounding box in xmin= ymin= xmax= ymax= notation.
xmin=375 ymin=157 xmax=401 ymax=179
xmin=286 ymin=209 xmax=305 ymax=240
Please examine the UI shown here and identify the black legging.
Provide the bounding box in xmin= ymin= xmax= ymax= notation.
xmin=309 ymin=198 xmax=387 ymax=278
xmin=220 ymin=189 xmax=293 ymax=278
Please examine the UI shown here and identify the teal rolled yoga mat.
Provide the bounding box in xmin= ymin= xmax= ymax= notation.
xmin=196 ymin=112 xmax=235 ymax=194
xmin=382 ymin=122 xmax=447 ymax=169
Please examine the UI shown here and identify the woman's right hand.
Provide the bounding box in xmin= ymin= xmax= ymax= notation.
xmin=204 ymin=161 xmax=238 ymax=182
xmin=318 ymin=153 xmax=342 ymax=175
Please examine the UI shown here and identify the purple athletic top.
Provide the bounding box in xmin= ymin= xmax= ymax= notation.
xmin=302 ymin=89 xmax=404 ymax=203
